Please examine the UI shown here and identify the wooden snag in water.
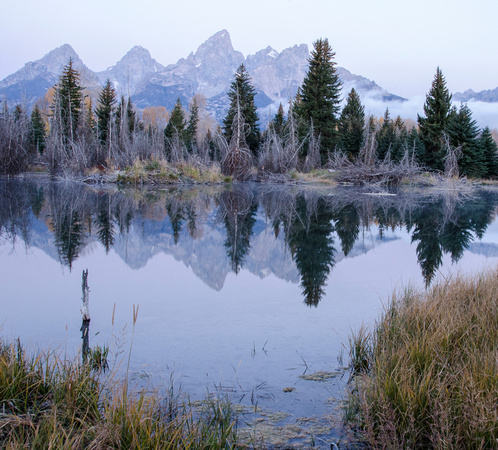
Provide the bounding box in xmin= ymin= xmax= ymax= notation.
xmin=80 ymin=269 xmax=90 ymax=362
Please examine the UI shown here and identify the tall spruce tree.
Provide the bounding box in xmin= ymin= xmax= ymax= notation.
xmin=52 ymin=58 xmax=84 ymax=145
xmin=95 ymin=79 xmax=117 ymax=147
xmin=269 ymin=103 xmax=286 ymax=138
xmin=126 ymin=98 xmax=136 ymax=134
xmin=115 ymin=96 xmax=137 ymax=139
xmin=297 ymin=38 xmax=342 ymax=164
xmin=184 ymin=97 xmax=199 ymax=151
xmin=407 ymin=126 xmax=425 ymax=160
xmin=392 ymin=116 xmax=408 ymax=162
xmin=164 ymin=98 xmax=186 ymax=161
xmin=446 ymin=104 xmax=482 ymax=177
xmin=223 ymin=64 xmax=260 ymax=155
xmin=479 ymin=127 xmax=498 ymax=178
xmin=338 ymin=88 xmax=364 ymax=159
xmin=30 ymin=105 xmax=46 ymax=155
xmin=417 ymin=67 xmax=452 ymax=170
xmin=376 ymin=109 xmax=395 ymax=161
xmin=84 ymin=98 xmax=96 ymax=135
xmin=164 ymin=98 xmax=186 ymax=141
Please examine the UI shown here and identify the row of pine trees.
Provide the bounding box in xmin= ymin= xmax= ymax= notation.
xmin=1 ymin=39 xmax=497 ymax=179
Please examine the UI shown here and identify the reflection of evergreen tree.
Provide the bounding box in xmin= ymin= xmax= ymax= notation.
xmin=29 ymin=185 xmax=45 ymax=218
xmin=409 ymin=207 xmax=443 ymax=286
xmin=186 ymin=203 xmax=197 ymax=238
xmin=95 ymin=197 xmax=115 ymax=254
xmin=0 ymin=180 xmax=34 ymax=246
xmin=286 ymin=195 xmax=335 ymax=307
xmin=440 ymin=219 xmax=473 ymax=262
xmin=332 ymin=203 xmax=360 ymax=256
xmin=220 ymin=190 xmax=258 ymax=274
xmin=54 ymin=211 xmax=84 ymax=270
xmin=115 ymin=204 xmax=133 ymax=235
xmin=167 ymin=200 xmax=185 ymax=244
xmin=407 ymin=195 xmax=496 ymax=286
xmin=374 ymin=205 xmax=404 ymax=239
xmin=468 ymin=191 xmax=496 ymax=239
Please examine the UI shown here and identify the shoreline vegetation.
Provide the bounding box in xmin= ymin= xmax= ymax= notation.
xmin=2 ymin=40 xmax=498 ymax=188
xmin=346 ymin=269 xmax=498 ymax=449
xmin=0 ymin=339 xmax=237 ymax=448
xmin=2 ymin=267 xmax=497 ymax=447
xmin=19 ymin=156 xmax=498 ymax=189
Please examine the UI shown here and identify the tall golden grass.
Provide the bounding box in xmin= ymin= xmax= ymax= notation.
xmin=346 ymin=270 xmax=498 ymax=449
xmin=0 ymin=339 xmax=237 ymax=448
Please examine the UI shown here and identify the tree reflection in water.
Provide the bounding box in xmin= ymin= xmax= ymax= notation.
xmin=1 ymin=178 xmax=498 ymax=302
xmin=284 ymin=194 xmax=335 ymax=306
xmin=218 ymin=187 xmax=258 ymax=274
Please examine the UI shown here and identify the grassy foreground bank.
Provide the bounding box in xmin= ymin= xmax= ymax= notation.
xmin=347 ymin=269 xmax=498 ymax=448
xmin=0 ymin=341 xmax=236 ymax=448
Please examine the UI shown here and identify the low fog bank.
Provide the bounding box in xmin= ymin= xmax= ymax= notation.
xmin=363 ymin=95 xmax=498 ymax=130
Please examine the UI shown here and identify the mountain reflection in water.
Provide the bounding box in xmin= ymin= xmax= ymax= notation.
xmin=1 ymin=178 xmax=498 ymax=306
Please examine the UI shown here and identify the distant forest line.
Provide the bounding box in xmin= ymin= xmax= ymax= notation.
xmin=1 ymin=38 xmax=497 ymax=183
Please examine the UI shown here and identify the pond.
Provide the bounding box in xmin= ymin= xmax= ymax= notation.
xmin=2 ymin=176 xmax=498 ymax=445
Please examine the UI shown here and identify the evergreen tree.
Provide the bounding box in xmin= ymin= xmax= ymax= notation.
xmin=407 ymin=126 xmax=425 ymax=161
xmin=13 ymin=105 xmax=25 ymax=123
xmin=392 ymin=116 xmax=408 ymax=162
xmin=84 ymin=98 xmax=96 ymax=134
xmin=297 ymin=38 xmax=342 ymax=164
xmin=95 ymin=79 xmax=117 ymax=146
xmin=115 ymin=96 xmax=126 ymax=141
xmin=417 ymin=67 xmax=452 ymax=170
xmin=223 ymin=64 xmax=260 ymax=155
xmin=338 ymin=88 xmax=364 ymax=159
xmin=479 ymin=127 xmax=498 ymax=178
xmin=184 ymin=97 xmax=199 ymax=151
xmin=115 ymin=96 xmax=137 ymax=147
xmin=206 ymin=129 xmax=217 ymax=161
xmin=446 ymin=104 xmax=482 ymax=177
xmin=269 ymin=103 xmax=286 ymax=138
xmin=164 ymin=98 xmax=186 ymax=141
xmin=126 ymin=98 xmax=136 ymax=134
xmin=376 ymin=109 xmax=395 ymax=161
xmin=30 ymin=105 xmax=46 ymax=155
xmin=52 ymin=58 xmax=84 ymax=144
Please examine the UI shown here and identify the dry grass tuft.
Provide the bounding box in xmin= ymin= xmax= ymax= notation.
xmin=0 ymin=339 xmax=238 ymax=448
xmin=346 ymin=270 xmax=498 ymax=449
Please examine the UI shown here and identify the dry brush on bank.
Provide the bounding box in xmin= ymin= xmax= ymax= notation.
xmin=346 ymin=269 xmax=498 ymax=449
xmin=0 ymin=340 xmax=237 ymax=448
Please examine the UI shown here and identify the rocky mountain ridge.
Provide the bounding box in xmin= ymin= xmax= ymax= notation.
xmin=1 ymin=30 xmax=406 ymax=122
xmin=454 ymin=87 xmax=498 ymax=103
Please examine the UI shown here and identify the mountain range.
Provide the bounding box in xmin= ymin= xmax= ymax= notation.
xmin=0 ymin=30 xmax=408 ymax=123
xmin=453 ymin=87 xmax=498 ymax=103
xmin=3 ymin=29 xmax=496 ymax=125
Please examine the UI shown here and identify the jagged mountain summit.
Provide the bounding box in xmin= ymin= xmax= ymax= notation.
xmin=0 ymin=44 xmax=100 ymax=105
xmin=0 ymin=30 xmax=406 ymax=121
xmin=454 ymin=87 xmax=498 ymax=103
xmin=97 ymin=46 xmax=165 ymax=98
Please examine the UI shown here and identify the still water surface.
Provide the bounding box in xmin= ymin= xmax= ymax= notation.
xmin=2 ymin=176 xmax=498 ymax=425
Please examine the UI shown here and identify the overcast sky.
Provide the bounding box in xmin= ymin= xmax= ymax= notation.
xmin=1 ymin=0 xmax=497 ymax=99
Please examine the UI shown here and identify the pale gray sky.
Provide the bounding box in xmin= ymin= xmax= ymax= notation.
xmin=1 ymin=0 xmax=497 ymax=98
